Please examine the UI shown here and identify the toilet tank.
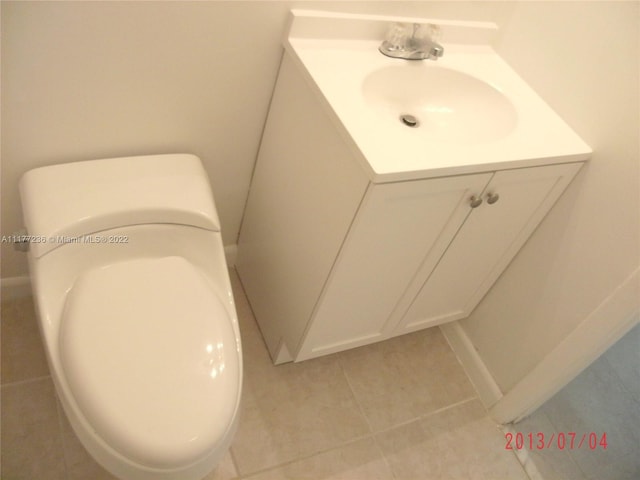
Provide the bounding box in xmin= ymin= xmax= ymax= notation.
xmin=19 ymin=154 xmax=221 ymax=258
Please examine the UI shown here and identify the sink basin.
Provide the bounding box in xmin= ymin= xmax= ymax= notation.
xmin=283 ymin=10 xmax=592 ymax=182
xmin=362 ymin=65 xmax=518 ymax=144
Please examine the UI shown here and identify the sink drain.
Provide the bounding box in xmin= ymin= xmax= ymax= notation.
xmin=400 ymin=114 xmax=419 ymax=128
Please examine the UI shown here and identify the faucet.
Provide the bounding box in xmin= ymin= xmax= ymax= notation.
xmin=379 ymin=23 xmax=444 ymax=61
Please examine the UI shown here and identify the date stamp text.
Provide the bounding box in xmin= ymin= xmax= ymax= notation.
xmin=505 ymin=432 xmax=608 ymax=451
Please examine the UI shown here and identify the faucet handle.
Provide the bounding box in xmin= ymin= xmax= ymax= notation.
xmin=426 ymin=23 xmax=442 ymax=42
xmin=379 ymin=21 xmax=444 ymax=61
xmin=413 ymin=23 xmax=442 ymax=43
xmin=383 ymin=22 xmax=410 ymax=51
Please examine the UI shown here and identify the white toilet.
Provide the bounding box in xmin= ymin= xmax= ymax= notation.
xmin=19 ymin=154 xmax=243 ymax=480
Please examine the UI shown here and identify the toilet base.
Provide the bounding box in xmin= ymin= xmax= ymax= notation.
xmin=58 ymin=380 xmax=239 ymax=479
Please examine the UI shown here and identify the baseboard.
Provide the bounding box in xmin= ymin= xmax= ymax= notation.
xmin=1 ymin=275 xmax=33 ymax=301
xmin=440 ymin=321 xmax=503 ymax=409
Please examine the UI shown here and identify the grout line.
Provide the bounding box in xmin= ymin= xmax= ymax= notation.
xmin=371 ymin=432 xmax=398 ymax=480
xmin=337 ymin=355 xmax=376 ymax=436
xmin=237 ymin=395 xmax=483 ymax=479
xmin=337 ymin=352 xmax=480 ymax=437
xmin=236 ymin=433 xmax=376 ymax=480
xmin=370 ymin=395 xmax=479 ymax=437
xmin=334 ymin=347 xmax=399 ymax=477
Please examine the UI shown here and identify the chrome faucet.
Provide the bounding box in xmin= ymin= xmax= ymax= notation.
xmin=379 ymin=23 xmax=444 ymax=61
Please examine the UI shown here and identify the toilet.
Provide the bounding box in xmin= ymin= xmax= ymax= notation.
xmin=19 ymin=154 xmax=242 ymax=480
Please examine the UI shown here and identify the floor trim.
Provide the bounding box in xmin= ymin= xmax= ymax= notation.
xmin=439 ymin=321 xmax=503 ymax=409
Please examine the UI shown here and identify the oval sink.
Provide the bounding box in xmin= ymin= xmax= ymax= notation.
xmin=362 ymin=66 xmax=518 ymax=145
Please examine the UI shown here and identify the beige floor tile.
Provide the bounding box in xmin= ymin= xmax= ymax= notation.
xmin=243 ymin=437 xmax=394 ymax=480
xmin=338 ymin=327 xmax=476 ymax=432
xmin=229 ymin=273 xmax=371 ymax=476
xmin=0 ymin=378 xmax=67 ymax=480
xmin=376 ymin=399 xmax=528 ymax=480
xmin=0 ymin=270 xmax=538 ymax=480
xmin=1 ymin=296 xmax=50 ymax=384
xmin=231 ymin=354 xmax=371 ymax=476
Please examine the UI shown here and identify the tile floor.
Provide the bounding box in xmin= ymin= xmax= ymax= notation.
xmin=2 ymin=270 xmax=530 ymax=479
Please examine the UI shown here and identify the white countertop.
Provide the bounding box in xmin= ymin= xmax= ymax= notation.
xmin=284 ymin=11 xmax=591 ymax=183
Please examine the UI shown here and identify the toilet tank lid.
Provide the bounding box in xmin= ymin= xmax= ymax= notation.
xmin=19 ymin=154 xmax=220 ymax=258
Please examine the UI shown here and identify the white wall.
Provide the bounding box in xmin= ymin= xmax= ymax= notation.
xmin=1 ymin=1 xmax=289 ymax=278
xmin=462 ymin=1 xmax=640 ymax=392
xmin=0 ymin=0 xmax=514 ymax=279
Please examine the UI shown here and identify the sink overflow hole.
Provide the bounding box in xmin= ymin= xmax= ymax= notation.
xmin=400 ymin=114 xmax=419 ymax=128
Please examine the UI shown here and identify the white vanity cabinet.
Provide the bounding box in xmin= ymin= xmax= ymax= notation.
xmin=294 ymin=173 xmax=492 ymax=360
xmin=295 ymin=162 xmax=581 ymax=361
xmin=236 ymin=53 xmax=584 ymax=364
xmin=390 ymin=165 xmax=581 ymax=335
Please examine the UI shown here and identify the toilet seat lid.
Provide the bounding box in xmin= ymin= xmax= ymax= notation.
xmin=60 ymin=256 xmax=241 ymax=469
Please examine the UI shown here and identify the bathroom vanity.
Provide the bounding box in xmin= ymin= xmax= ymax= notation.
xmin=237 ymin=11 xmax=591 ymax=364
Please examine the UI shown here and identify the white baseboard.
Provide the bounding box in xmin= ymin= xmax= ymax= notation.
xmin=440 ymin=321 xmax=503 ymax=409
xmin=1 ymin=275 xmax=32 ymax=301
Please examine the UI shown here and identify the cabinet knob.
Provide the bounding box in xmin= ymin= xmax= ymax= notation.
xmin=486 ymin=192 xmax=500 ymax=205
xmin=469 ymin=195 xmax=483 ymax=208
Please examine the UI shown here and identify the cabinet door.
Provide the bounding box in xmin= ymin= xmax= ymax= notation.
xmin=395 ymin=163 xmax=583 ymax=333
xmin=295 ymin=173 xmax=492 ymax=361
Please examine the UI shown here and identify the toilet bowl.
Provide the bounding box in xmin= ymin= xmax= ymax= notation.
xmin=19 ymin=154 xmax=242 ymax=480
